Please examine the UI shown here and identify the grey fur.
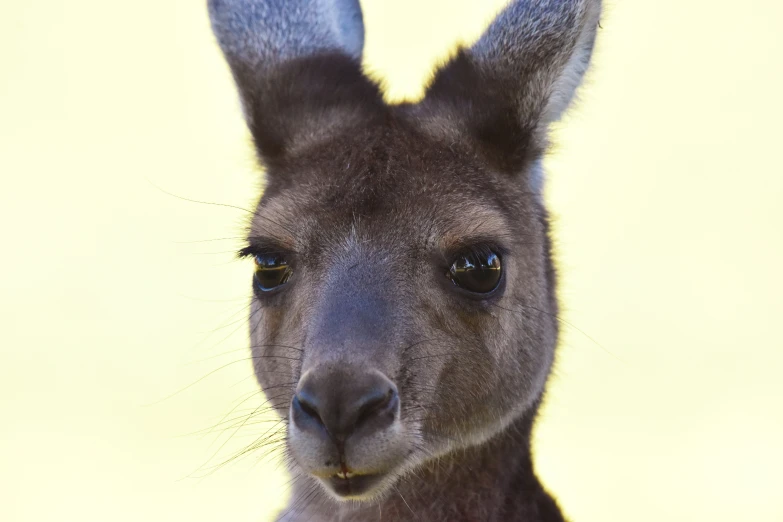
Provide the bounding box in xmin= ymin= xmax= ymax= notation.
xmin=208 ymin=0 xmax=364 ymax=66
xmin=472 ymin=0 xmax=600 ymax=126
xmin=208 ymin=0 xmax=366 ymax=130
xmin=206 ymin=1 xmax=602 ymax=520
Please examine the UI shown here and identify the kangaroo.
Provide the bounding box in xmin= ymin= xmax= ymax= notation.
xmin=207 ymin=0 xmax=601 ymax=520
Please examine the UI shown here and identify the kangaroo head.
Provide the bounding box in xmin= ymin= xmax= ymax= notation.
xmin=209 ymin=0 xmax=600 ymax=504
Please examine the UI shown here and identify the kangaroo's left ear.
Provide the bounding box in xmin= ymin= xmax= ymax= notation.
xmin=414 ymin=0 xmax=602 ymax=174
xmin=208 ymin=0 xmax=383 ymax=166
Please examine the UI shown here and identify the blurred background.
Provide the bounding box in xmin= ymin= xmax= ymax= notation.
xmin=1 ymin=0 xmax=782 ymax=520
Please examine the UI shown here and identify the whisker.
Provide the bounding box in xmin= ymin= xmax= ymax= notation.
xmin=146 ymin=350 xmax=297 ymax=406
xmin=173 ymin=236 xmax=248 ymax=244
xmin=491 ymin=301 xmax=624 ymax=363
xmin=147 ymin=178 xmax=299 ymax=240
xmin=393 ymin=484 xmax=418 ymax=520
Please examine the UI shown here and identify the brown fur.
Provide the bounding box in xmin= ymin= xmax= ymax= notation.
xmin=207 ymin=1 xmax=602 ymax=520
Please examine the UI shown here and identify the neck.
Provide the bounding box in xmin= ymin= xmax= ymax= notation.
xmin=282 ymin=408 xmax=564 ymax=522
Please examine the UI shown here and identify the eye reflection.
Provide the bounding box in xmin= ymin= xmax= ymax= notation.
xmin=447 ymin=251 xmax=502 ymax=294
xmin=254 ymin=254 xmax=293 ymax=292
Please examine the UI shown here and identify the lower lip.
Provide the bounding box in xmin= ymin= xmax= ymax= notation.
xmin=326 ymin=473 xmax=385 ymax=498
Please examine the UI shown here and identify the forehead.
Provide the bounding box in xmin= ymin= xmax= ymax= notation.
xmin=251 ymin=124 xmax=522 ymax=251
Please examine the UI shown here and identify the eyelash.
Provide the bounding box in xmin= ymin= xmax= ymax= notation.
xmin=237 ymin=245 xmax=293 ymax=260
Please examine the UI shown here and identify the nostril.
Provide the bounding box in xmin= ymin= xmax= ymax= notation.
xmin=293 ymin=393 xmax=323 ymax=426
xmin=298 ymin=397 xmax=320 ymax=419
xmin=355 ymin=387 xmax=397 ymax=427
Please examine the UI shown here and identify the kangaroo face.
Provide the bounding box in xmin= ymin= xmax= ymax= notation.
xmin=243 ymin=121 xmax=557 ymax=499
xmin=208 ymin=0 xmax=600 ymax=506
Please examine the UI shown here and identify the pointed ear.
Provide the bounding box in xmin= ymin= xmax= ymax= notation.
xmin=415 ymin=0 xmax=601 ymax=174
xmin=208 ymin=0 xmax=384 ymax=165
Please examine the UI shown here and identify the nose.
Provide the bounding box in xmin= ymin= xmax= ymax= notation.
xmin=292 ymin=368 xmax=399 ymax=442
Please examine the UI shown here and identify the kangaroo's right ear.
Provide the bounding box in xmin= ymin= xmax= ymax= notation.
xmin=208 ymin=0 xmax=384 ymax=166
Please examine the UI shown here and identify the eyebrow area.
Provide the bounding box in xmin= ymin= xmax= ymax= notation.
xmin=438 ymin=207 xmax=512 ymax=254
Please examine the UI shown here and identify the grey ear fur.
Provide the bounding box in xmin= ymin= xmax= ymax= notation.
xmin=471 ymin=0 xmax=601 ymax=126
xmin=417 ymin=0 xmax=602 ymax=173
xmin=207 ymin=0 xmax=380 ymax=165
xmin=208 ymin=0 xmax=365 ymax=70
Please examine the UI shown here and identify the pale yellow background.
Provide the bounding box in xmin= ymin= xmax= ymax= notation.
xmin=1 ymin=0 xmax=782 ymax=521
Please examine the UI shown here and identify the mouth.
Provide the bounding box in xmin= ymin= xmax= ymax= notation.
xmin=323 ymin=471 xmax=386 ymax=499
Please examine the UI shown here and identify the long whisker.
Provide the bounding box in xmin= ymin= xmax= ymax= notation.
xmin=147 ymin=178 xmax=299 ymax=240
xmin=393 ymin=484 xmax=418 ymax=520
xmin=173 ymin=236 xmax=249 ymax=244
xmin=491 ymin=301 xmax=624 ymax=362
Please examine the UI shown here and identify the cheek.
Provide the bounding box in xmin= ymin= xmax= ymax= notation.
xmin=487 ymin=264 xmax=558 ymax=403
xmin=249 ymin=300 xmax=305 ymax=405
xmin=487 ymin=313 xmax=542 ymax=399
xmin=401 ymin=302 xmax=498 ymax=420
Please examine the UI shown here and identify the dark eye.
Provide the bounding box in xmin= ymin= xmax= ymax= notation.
xmin=253 ymin=254 xmax=293 ymax=292
xmin=447 ymin=251 xmax=502 ymax=294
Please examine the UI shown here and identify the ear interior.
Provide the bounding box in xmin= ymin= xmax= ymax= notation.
xmin=232 ymin=53 xmax=386 ymax=165
xmin=414 ymin=50 xmax=541 ymax=174
xmin=208 ymin=0 xmax=382 ymax=166
xmin=412 ymin=0 xmax=601 ymax=175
